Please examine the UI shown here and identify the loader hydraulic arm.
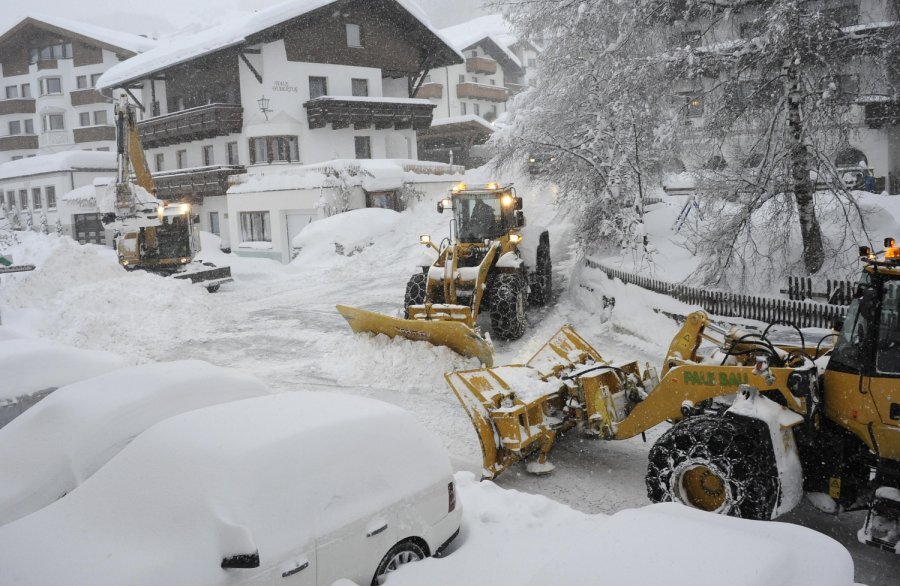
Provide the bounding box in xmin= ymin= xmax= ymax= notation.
xmin=114 ymin=96 xmax=155 ymax=213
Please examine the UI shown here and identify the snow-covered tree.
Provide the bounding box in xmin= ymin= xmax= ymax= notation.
xmin=493 ymin=0 xmax=900 ymax=287
xmin=24 ymin=209 xmax=33 ymax=231
xmin=55 ymin=218 xmax=64 ymax=236
xmin=40 ymin=213 xmax=49 ymax=235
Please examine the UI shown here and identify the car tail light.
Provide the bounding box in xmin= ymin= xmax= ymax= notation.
xmin=448 ymin=481 xmax=456 ymax=513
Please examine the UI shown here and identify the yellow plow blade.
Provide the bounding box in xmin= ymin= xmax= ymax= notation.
xmin=336 ymin=304 xmax=495 ymax=366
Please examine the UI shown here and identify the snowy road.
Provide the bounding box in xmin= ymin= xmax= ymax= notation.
xmin=2 ymin=185 xmax=898 ymax=583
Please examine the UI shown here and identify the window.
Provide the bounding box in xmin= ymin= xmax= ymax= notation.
xmin=471 ymin=50 xmax=478 ymax=58
xmin=528 ymin=58 xmax=536 ymax=67
xmin=76 ymin=76 xmax=88 ymax=89
xmin=90 ymin=73 xmax=103 ymax=88
xmin=42 ymin=113 xmax=65 ymax=131
xmin=685 ymin=95 xmax=704 ymax=118
xmin=240 ymin=211 xmax=271 ymax=242
xmin=8 ymin=121 xmax=21 ymax=135
xmin=5 ymin=191 xmax=14 ymax=210
xmin=19 ymin=190 xmax=28 ymax=209
xmin=46 ymin=185 xmax=56 ymax=209
xmin=249 ymin=136 xmax=299 ymax=164
xmin=209 ymin=211 xmax=220 ymax=235
xmin=79 ymin=112 xmax=91 ymax=126
xmin=40 ymin=78 xmax=62 ymax=95
xmin=489 ymin=79 xmax=495 ymax=86
xmin=0 ymin=192 xmax=5 ymax=211
xmin=351 ymin=78 xmax=369 ymax=97
xmin=227 ymin=142 xmax=239 ymax=165
xmin=346 ymin=23 xmax=362 ymax=48
xmin=354 ymin=136 xmax=371 ymax=159
xmin=202 ymin=145 xmax=215 ymax=166
xmin=474 ymin=103 xmax=480 ymax=116
xmin=155 ymin=153 xmax=164 ymax=172
xmin=32 ymin=188 xmax=42 ymax=209
xmin=458 ymin=74 xmax=465 ymax=83
xmin=94 ymin=110 xmax=107 ymax=125
xmin=176 ymin=150 xmax=187 ymax=169
xmin=29 ymin=42 xmax=72 ymax=63
xmin=5 ymin=85 xmax=18 ymax=99
xmin=460 ymin=102 xmax=467 ymax=115
xmin=309 ymin=76 xmax=327 ymax=99
xmin=472 ymin=77 xmax=479 ymax=84
xmin=20 ymin=84 xmax=30 ymax=98
xmin=824 ymin=74 xmax=859 ymax=100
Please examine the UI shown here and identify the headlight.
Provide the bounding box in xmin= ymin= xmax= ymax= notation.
xmin=180 ymin=257 xmax=189 ymax=264
xmin=420 ymin=234 xmax=431 ymax=244
xmin=509 ymin=234 xmax=522 ymax=243
xmin=501 ymin=194 xmax=514 ymax=207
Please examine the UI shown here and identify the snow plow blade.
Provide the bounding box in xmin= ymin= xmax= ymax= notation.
xmin=172 ymin=264 xmax=233 ymax=292
xmin=445 ymin=325 xmax=609 ymax=479
xmin=336 ymin=304 xmax=495 ymax=366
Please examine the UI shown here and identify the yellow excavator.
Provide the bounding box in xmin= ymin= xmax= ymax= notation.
xmin=337 ymin=183 xmax=551 ymax=366
xmin=447 ymin=241 xmax=900 ymax=553
xmin=106 ymin=96 xmax=232 ymax=292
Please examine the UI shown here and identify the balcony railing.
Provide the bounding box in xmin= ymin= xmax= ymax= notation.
xmin=137 ymin=103 xmax=243 ymax=148
xmin=0 ymin=98 xmax=36 ymax=116
xmin=73 ymin=125 xmax=115 ymax=143
xmin=456 ymin=83 xmax=508 ymax=102
xmin=466 ymin=56 xmax=498 ymax=75
xmin=0 ymin=134 xmax=37 ymax=151
xmin=70 ymin=89 xmax=111 ymax=107
xmin=304 ymin=97 xmax=436 ymax=130
xmin=152 ymin=165 xmax=245 ymax=202
xmin=416 ymin=83 xmax=443 ymax=99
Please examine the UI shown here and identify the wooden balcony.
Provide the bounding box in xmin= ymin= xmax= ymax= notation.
xmin=0 ymin=98 xmax=35 ymax=116
xmin=70 ymin=89 xmax=111 ymax=107
xmin=304 ymin=97 xmax=436 ymax=130
xmin=416 ymin=83 xmax=443 ymax=99
xmin=0 ymin=134 xmax=38 ymax=151
xmin=36 ymin=59 xmax=58 ymax=71
xmin=137 ymin=103 xmax=243 ymax=148
xmin=466 ymin=56 xmax=497 ymax=75
xmin=152 ymin=165 xmax=245 ymax=202
xmin=74 ymin=125 xmax=115 ymax=143
xmin=456 ymin=82 xmax=508 ymax=102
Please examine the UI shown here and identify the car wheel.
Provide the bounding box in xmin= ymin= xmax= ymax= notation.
xmin=646 ymin=413 xmax=781 ymax=519
xmin=372 ymin=540 xmax=426 ymax=585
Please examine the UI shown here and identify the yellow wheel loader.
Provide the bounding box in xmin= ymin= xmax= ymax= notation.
xmin=105 ymin=97 xmax=232 ymax=293
xmin=337 ymin=183 xmax=551 ymax=366
xmin=447 ymin=240 xmax=900 ymax=553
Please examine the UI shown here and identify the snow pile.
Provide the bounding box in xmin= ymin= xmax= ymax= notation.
xmin=0 ymin=360 xmax=271 ymax=526
xmin=0 ymin=392 xmax=454 ymax=586
xmin=390 ymin=472 xmax=856 ymax=586
xmin=0 ymin=337 xmax=125 ymax=401
xmin=0 ymin=233 xmax=218 ymax=357
xmin=291 ymin=208 xmax=402 ymax=261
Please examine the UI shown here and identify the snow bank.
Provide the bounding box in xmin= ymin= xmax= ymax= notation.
xmin=0 ymin=360 xmax=271 ymax=526
xmin=0 ymin=392 xmax=453 ymax=586
xmin=0 ymin=338 xmax=125 ymax=401
xmin=291 ymin=207 xmax=402 ymax=261
xmin=0 ymin=233 xmax=218 ymax=358
xmin=390 ymin=473 xmax=855 ymax=586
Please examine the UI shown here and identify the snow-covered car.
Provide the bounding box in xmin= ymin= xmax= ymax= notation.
xmin=0 ymin=335 xmax=125 ymax=428
xmin=0 ymin=360 xmax=270 ymax=526
xmin=0 ymin=392 xmax=461 ymax=586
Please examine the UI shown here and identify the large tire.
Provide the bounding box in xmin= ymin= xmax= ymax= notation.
xmin=528 ymin=234 xmax=552 ymax=306
xmin=646 ymin=413 xmax=780 ymax=520
xmin=486 ymin=273 xmax=527 ymax=340
xmin=371 ymin=540 xmax=426 ymax=586
xmin=404 ymin=273 xmax=428 ymax=318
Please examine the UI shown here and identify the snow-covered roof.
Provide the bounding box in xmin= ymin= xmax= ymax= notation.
xmin=0 ymin=15 xmax=157 ymax=55
xmin=439 ymin=15 xmax=523 ymax=70
xmin=425 ymin=115 xmax=495 ymax=135
xmin=0 ymin=152 xmax=117 ymax=181
xmin=98 ymin=0 xmax=463 ymax=89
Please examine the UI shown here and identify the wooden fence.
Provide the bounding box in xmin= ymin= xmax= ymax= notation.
xmin=585 ymin=258 xmax=847 ymax=329
xmin=782 ymin=275 xmax=855 ymax=305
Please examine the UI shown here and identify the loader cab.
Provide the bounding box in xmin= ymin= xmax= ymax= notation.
xmin=444 ymin=183 xmax=522 ymax=243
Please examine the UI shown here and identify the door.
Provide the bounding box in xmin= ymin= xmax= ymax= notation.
xmin=209 ymin=211 xmax=220 ymax=235
xmin=285 ymin=211 xmax=316 ymax=260
xmin=73 ymin=213 xmax=106 ymax=245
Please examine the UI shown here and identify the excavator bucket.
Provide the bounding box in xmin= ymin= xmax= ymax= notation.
xmin=336 ymin=304 xmax=495 ymax=366
xmin=446 ymin=325 xmax=609 ymax=478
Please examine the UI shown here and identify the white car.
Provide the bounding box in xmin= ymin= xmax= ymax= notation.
xmin=0 ymin=359 xmax=271 ymax=526
xmin=0 ymin=392 xmax=461 ymax=585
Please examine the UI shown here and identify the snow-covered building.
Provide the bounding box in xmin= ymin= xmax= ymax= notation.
xmin=97 ymin=0 xmax=463 ymax=262
xmin=0 ymin=151 xmax=116 ymax=242
xmin=416 ymin=15 xmax=540 ymax=167
xmin=669 ymin=0 xmax=900 ymax=193
xmin=0 ymin=15 xmax=156 ymax=164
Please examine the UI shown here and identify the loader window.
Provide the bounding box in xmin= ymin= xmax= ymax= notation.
xmin=454 ymin=194 xmax=511 ymax=242
xmin=155 ymin=219 xmax=191 ymax=259
xmin=876 ymin=280 xmax=900 ymax=374
xmin=831 ymin=288 xmax=872 ymax=374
